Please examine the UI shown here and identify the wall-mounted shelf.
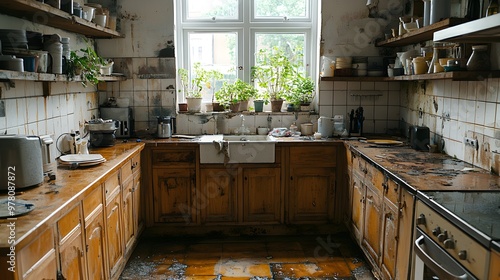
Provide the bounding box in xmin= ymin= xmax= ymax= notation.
xmin=321 ymin=71 xmax=500 ymax=82
xmin=376 ymin=18 xmax=468 ymax=47
xmin=0 ymin=0 xmax=123 ymax=38
xmin=0 ymin=69 xmax=126 ymax=82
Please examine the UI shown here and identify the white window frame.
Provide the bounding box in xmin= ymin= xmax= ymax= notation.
xmin=175 ymin=0 xmax=321 ymax=103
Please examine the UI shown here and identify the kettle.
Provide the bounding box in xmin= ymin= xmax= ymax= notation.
xmin=318 ymin=116 xmax=334 ymax=138
xmin=157 ymin=116 xmax=172 ymax=138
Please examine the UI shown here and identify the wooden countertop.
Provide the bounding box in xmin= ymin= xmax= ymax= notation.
xmin=346 ymin=140 xmax=500 ymax=192
xmin=0 ymin=142 xmax=145 ymax=248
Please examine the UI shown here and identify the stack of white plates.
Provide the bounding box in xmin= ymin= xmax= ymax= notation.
xmin=335 ymin=57 xmax=352 ymax=69
xmin=59 ymin=154 xmax=106 ymax=167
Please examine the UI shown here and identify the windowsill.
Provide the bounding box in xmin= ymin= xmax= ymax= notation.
xmin=177 ymin=111 xmax=318 ymax=116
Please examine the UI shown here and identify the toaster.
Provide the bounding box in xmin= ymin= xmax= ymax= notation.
xmin=0 ymin=135 xmax=44 ymax=190
xmin=409 ymin=125 xmax=430 ymax=151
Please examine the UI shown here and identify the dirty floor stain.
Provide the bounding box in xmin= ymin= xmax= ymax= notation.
xmin=120 ymin=233 xmax=375 ymax=280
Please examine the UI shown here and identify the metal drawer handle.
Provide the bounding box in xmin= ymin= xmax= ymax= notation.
xmin=414 ymin=235 xmax=468 ymax=280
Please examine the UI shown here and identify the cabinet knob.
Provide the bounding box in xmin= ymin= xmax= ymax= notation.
xmin=458 ymin=250 xmax=467 ymax=260
xmin=416 ymin=213 xmax=426 ymax=225
xmin=432 ymin=227 xmax=441 ymax=236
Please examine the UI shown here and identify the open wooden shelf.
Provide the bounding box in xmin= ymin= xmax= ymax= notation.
xmin=0 ymin=69 xmax=126 ymax=82
xmin=321 ymin=71 xmax=500 ymax=82
xmin=376 ymin=18 xmax=468 ymax=47
xmin=0 ymin=0 xmax=123 ymax=38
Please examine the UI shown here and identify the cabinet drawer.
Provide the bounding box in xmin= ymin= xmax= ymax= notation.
xmin=104 ymin=171 xmax=120 ymax=200
xmin=131 ymin=153 xmax=141 ymax=174
xmin=83 ymin=185 xmax=103 ymax=220
xmin=152 ymin=149 xmax=196 ymax=166
xmin=366 ymin=163 xmax=384 ymax=194
xmin=289 ymin=146 xmax=336 ymax=167
xmin=121 ymin=159 xmax=133 ymax=184
xmin=57 ymin=205 xmax=81 ymax=242
xmin=385 ymin=179 xmax=400 ymax=206
xmin=19 ymin=228 xmax=55 ymax=279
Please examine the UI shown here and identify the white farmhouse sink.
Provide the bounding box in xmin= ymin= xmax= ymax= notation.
xmin=198 ymin=134 xmax=276 ymax=164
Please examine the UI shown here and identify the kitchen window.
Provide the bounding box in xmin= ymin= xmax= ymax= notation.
xmin=175 ymin=0 xmax=320 ymax=103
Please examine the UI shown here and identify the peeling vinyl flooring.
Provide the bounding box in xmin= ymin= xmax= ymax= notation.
xmin=119 ymin=233 xmax=375 ymax=280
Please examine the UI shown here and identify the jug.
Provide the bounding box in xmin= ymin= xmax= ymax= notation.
xmin=318 ymin=116 xmax=334 ymax=138
xmin=157 ymin=116 xmax=172 ymax=138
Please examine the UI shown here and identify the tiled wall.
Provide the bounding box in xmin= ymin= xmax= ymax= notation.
xmin=0 ymin=81 xmax=98 ymax=161
xmin=98 ymin=57 xmax=177 ymax=135
xmin=400 ymin=78 xmax=500 ymax=171
xmin=318 ymin=80 xmax=402 ymax=135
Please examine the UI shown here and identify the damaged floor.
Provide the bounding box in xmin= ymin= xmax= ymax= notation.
xmin=119 ymin=233 xmax=375 ymax=280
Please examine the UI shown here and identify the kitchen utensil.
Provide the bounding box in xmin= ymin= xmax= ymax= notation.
xmin=40 ymin=134 xmax=55 ymax=174
xmin=467 ymin=45 xmax=490 ymax=71
xmin=313 ymin=132 xmax=322 ymax=139
xmin=318 ymin=116 xmax=334 ymax=138
xmin=365 ymin=139 xmax=403 ymax=146
xmin=0 ymin=135 xmax=44 ymax=190
xmin=0 ymin=55 xmax=24 ymax=72
xmin=86 ymin=119 xmax=117 ymax=147
xmin=320 ymin=56 xmax=334 ymax=77
xmin=430 ymin=0 xmax=451 ymax=24
xmin=93 ymin=14 xmax=107 ymax=27
xmin=100 ymin=61 xmax=113 ymax=75
xmin=82 ymin=5 xmax=95 ymax=21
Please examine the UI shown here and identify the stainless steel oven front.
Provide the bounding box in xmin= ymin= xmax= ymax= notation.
xmin=412 ymin=200 xmax=490 ymax=280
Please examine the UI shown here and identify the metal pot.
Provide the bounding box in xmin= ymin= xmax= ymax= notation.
xmin=157 ymin=116 xmax=172 ymax=138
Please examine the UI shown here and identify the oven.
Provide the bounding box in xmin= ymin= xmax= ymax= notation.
xmin=412 ymin=191 xmax=500 ymax=280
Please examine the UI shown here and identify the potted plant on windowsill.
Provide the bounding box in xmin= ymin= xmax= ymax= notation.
xmin=286 ymin=74 xmax=315 ymax=112
xmin=251 ymin=47 xmax=297 ymax=112
xmin=178 ymin=62 xmax=222 ymax=113
xmin=234 ymin=79 xmax=258 ymax=111
xmin=253 ymin=91 xmax=269 ymax=112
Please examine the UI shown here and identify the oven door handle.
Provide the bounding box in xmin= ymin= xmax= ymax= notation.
xmin=414 ymin=235 xmax=468 ymax=280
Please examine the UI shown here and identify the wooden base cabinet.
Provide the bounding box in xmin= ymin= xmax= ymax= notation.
xmin=57 ymin=205 xmax=86 ymax=280
xmin=19 ymin=228 xmax=57 ymax=280
xmin=105 ymin=191 xmax=124 ymax=279
xmin=243 ymin=167 xmax=281 ymax=223
xmin=347 ymin=149 xmax=415 ymax=280
xmin=83 ymin=185 xmax=107 ymax=280
xmin=199 ymin=168 xmax=238 ymax=223
xmin=153 ymin=168 xmax=196 ymax=224
xmin=287 ymin=146 xmax=337 ymax=224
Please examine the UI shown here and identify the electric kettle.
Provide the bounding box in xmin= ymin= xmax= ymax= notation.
xmin=318 ymin=116 xmax=334 ymax=138
xmin=157 ymin=116 xmax=172 ymax=138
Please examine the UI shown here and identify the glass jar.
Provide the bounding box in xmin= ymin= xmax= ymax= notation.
xmin=467 ymin=45 xmax=490 ymax=71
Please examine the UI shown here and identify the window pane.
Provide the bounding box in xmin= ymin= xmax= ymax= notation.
xmin=188 ymin=32 xmax=238 ymax=102
xmin=255 ymin=33 xmax=305 ymax=69
xmin=187 ymin=0 xmax=239 ymax=20
xmin=254 ymin=0 xmax=308 ymax=18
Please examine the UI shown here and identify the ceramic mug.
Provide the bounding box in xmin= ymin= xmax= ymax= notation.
xmin=93 ymin=14 xmax=107 ymax=27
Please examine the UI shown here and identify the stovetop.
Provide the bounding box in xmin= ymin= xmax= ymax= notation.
xmin=420 ymin=191 xmax=500 ymax=247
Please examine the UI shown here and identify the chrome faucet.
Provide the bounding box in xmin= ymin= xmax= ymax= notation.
xmin=236 ymin=114 xmax=250 ymax=135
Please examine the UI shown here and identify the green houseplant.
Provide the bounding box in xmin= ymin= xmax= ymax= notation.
xmin=178 ymin=62 xmax=222 ymax=112
xmin=214 ymin=79 xmax=258 ymax=112
xmin=286 ymin=74 xmax=315 ymax=111
xmin=251 ymin=46 xmax=300 ymax=112
xmin=66 ymin=44 xmax=105 ymax=86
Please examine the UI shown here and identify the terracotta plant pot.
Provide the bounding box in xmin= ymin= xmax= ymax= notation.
xmin=271 ymin=99 xmax=284 ymax=112
xmin=300 ymin=103 xmax=311 ymax=112
xmin=239 ymin=100 xmax=249 ymax=111
xmin=229 ymin=102 xmax=240 ymax=113
xmin=178 ymin=103 xmax=188 ymax=112
xmin=212 ymin=102 xmax=225 ymax=112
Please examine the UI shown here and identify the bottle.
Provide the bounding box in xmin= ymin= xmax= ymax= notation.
xmin=487 ymin=0 xmax=499 ymax=16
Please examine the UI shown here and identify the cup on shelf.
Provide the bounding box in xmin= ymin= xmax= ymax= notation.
xmin=93 ymin=14 xmax=107 ymax=27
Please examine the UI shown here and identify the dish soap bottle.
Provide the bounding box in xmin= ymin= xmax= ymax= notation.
xmin=487 ymin=0 xmax=499 ymax=16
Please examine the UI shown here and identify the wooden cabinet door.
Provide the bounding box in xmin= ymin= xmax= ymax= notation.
xmin=23 ymin=252 xmax=57 ymax=280
xmin=289 ymin=167 xmax=335 ymax=223
xmin=85 ymin=210 xmax=106 ymax=280
xmin=106 ymin=192 xmax=124 ymax=279
xmin=490 ymin=248 xmax=500 ymax=280
xmin=381 ymin=202 xmax=398 ymax=280
xmin=199 ymin=168 xmax=238 ymax=223
xmin=122 ymin=177 xmax=135 ymax=255
xmin=57 ymin=205 xmax=86 ymax=280
xmin=134 ymin=172 xmax=143 ymax=235
xmin=350 ymin=173 xmax=365 ymax=244
xmin=243 ymin=167 xmax=281 ymax=223
xmin=395 ymin=187 xmax=415 ymax=280
xmin=153 ymin=168 xmax=196 ymax=223
xmin=362 ymin=184 xmax=382 ymax=264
